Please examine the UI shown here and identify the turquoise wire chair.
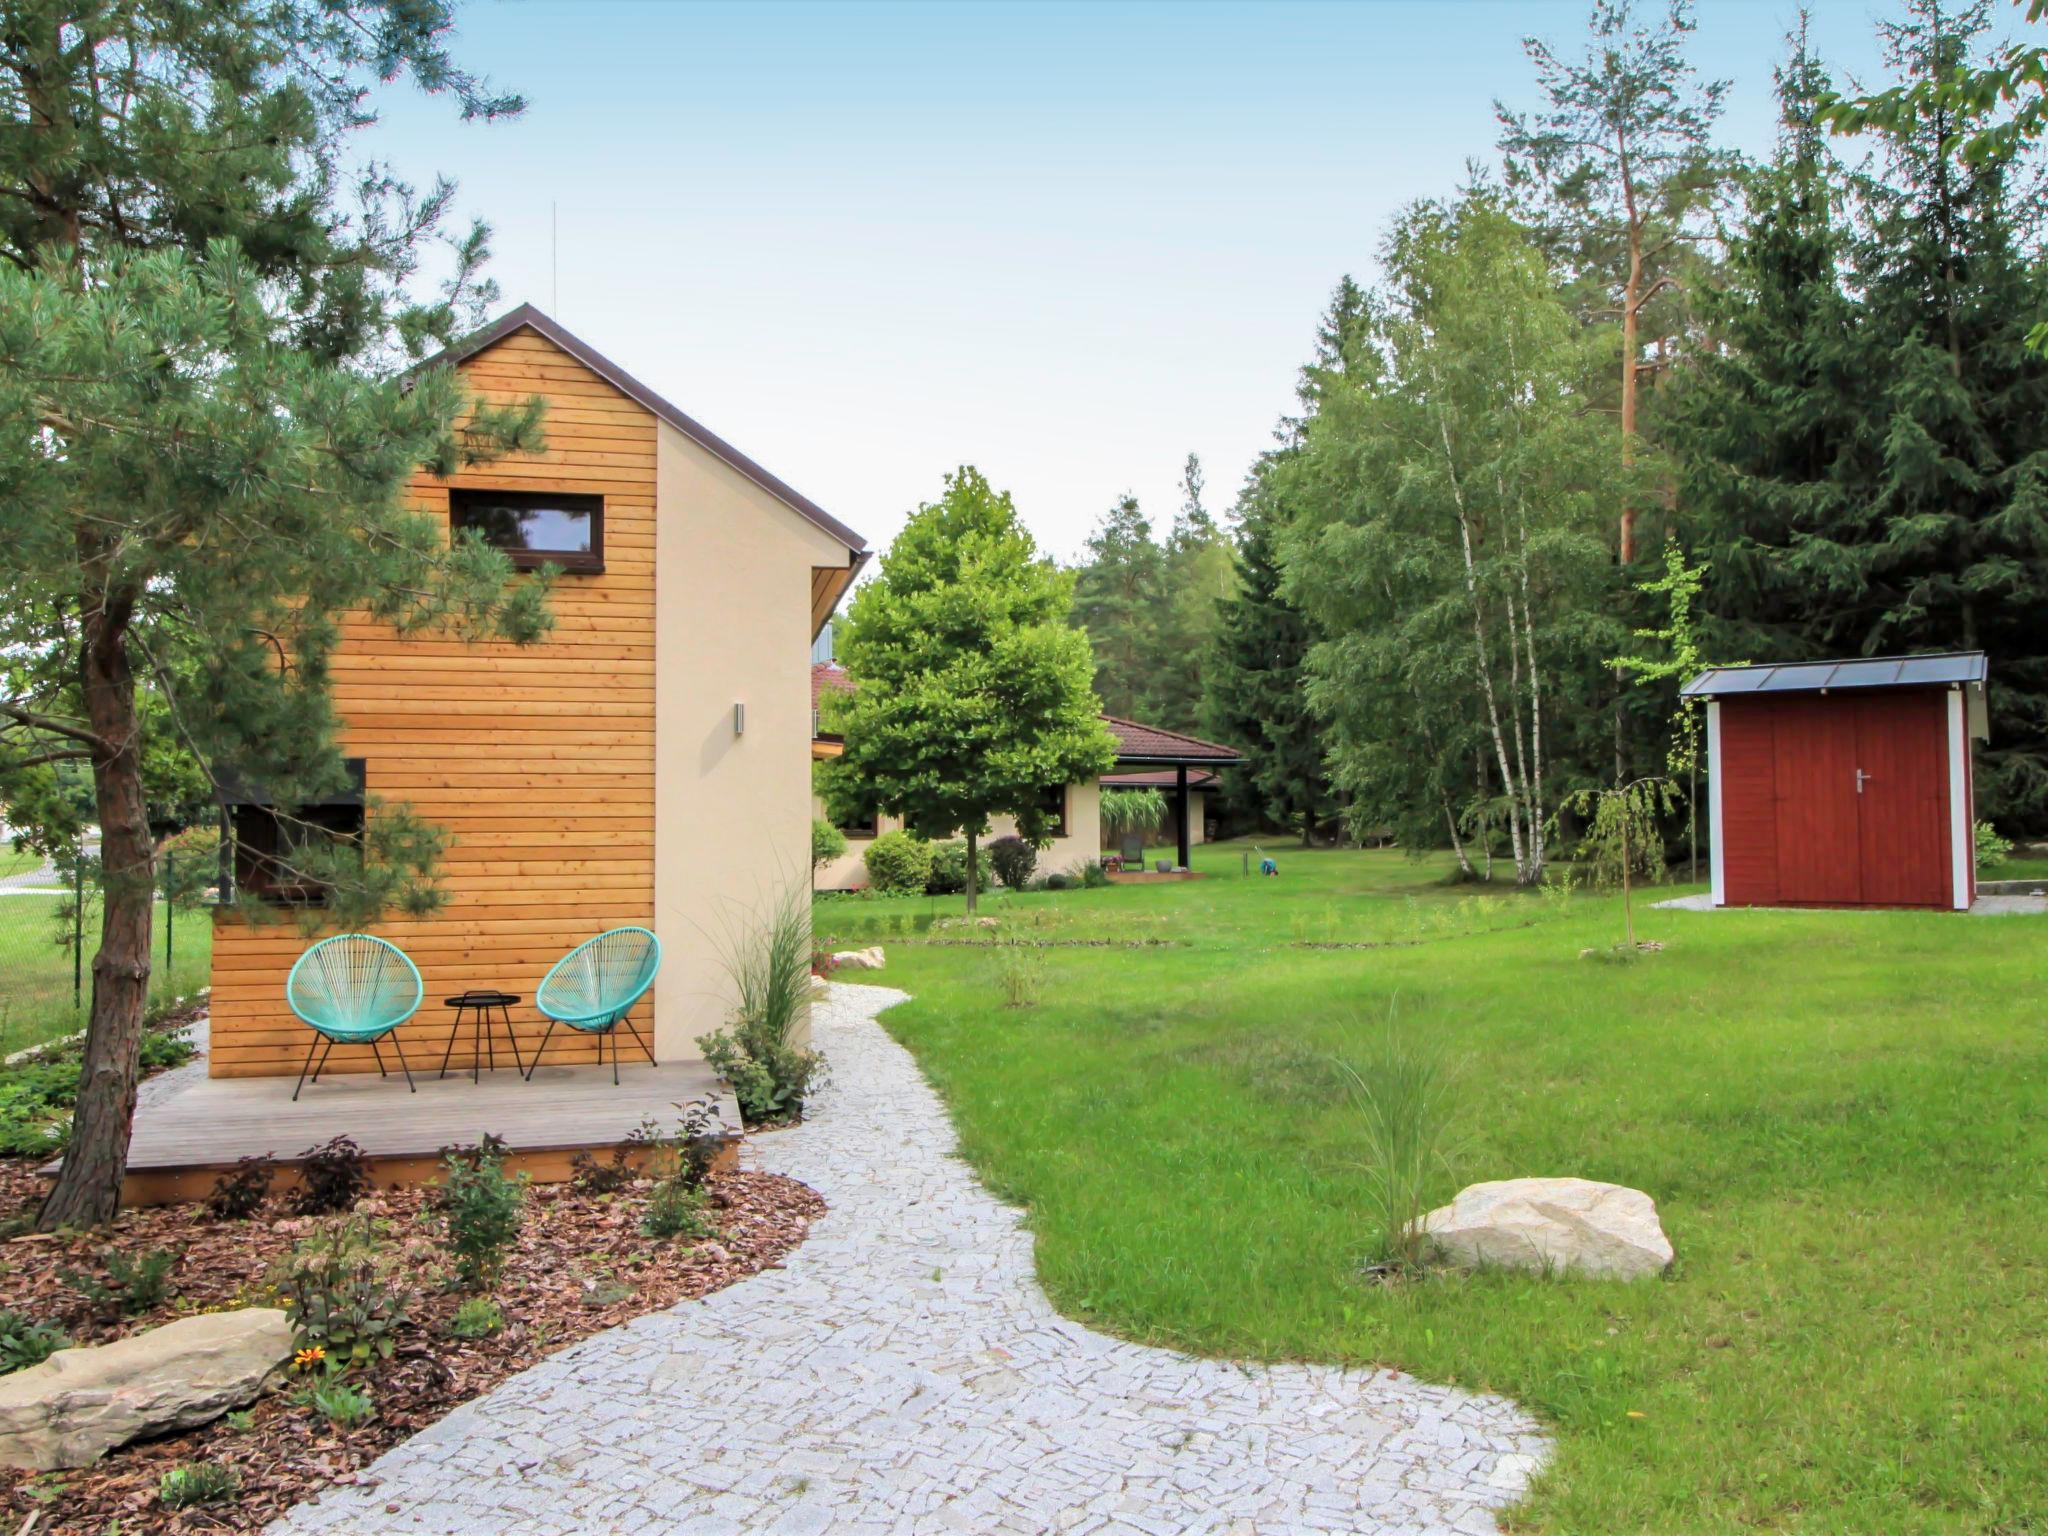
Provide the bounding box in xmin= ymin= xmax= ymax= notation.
xmin=284 ymin=934 xmax=424 ymax=1101
xmin=526 ymin=926 xmax=661 ymax=1084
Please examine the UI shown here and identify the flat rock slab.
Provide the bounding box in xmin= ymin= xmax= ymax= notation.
xmin=0 ymin=1307 xmax=291 ymax=1470
xmin=1425 ymin=1178 xmax=1674 ymax=1281
xmin=276 ymin=985 xmax=1547 ymax=1536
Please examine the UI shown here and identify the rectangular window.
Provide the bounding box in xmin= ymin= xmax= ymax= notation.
xmin=1038 ymin=784 xmax=1069 ymax=840
xmin=229 ymin=803 xmax=364 ymax=906
xmin=835 ymin=809 xmax=881 ymax=840
xmin=450 ymin=489 xmax=604 ymax=573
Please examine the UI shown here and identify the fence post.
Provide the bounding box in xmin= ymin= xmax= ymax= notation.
xmin=163 ymin=851 xmax=174 ymax=971
xmin=72 ymin=857 xmax=83 ymax=1012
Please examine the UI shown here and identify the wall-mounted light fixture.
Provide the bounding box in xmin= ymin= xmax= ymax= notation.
xmin=733 ymin=702 xmax=745 ymax=736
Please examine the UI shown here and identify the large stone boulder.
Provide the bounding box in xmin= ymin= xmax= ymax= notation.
xmin=831 ymin=947 xmax=886 ymax=971
xmin=0 ymin=1308 xmax=293 ymax=1470
xmin=1422 ymin=1178 xmax=1673 ymax=1280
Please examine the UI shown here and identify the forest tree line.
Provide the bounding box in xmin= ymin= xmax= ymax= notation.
xmin=1064 ymin=0 xmax=2048 ymax=876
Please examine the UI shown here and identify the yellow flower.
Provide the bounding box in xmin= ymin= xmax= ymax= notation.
xmin=292 ymin=1346 xmax=326 ymax=1372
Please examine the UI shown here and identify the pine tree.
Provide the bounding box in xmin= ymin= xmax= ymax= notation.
xmin=821 ymin=467 xmax=1118 ymax=913
xmin=0 ymin=1 xmax=539 ymax=1228
xmin=1497 ymin=0 xmax=1732 ymax=564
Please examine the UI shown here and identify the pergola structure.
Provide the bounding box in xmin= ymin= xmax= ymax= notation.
xmin=1101 ymin=717 xmax=1244 ymax=870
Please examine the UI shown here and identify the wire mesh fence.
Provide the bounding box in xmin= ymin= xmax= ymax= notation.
xmin=0 ymin=847 xmax=213 ymax=1060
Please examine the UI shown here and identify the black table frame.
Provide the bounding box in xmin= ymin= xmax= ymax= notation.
xmin=437 ymin=991 xmax=527 ymax=1082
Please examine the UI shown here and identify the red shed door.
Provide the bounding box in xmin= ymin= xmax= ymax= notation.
xmin=1854 ymin=690 xmax=1950 ymax=907
xmin=1771 ymin=703 xmax=1862 ymax=904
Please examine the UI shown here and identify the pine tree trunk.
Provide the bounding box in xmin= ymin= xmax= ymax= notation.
xmin=39 ymin=584 xmax=152 ymax=1231
xmin=963 ymin=827 xmax=979 ymax=916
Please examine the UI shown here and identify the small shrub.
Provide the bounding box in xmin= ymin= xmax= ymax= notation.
xmin=811 ymin=817 xmax=848 ymax=871
xmin=106 ymin=1248 xmax=176 ymax=1312
xmin=298 ymin=1377 xmax=376 ymax=1429
xmin=1080 ymin=859 xmax=1111 ymax=889
xmin=433 ymin=1134 xmax=526 ymax=1287
xmin=158 ymin=1463 xmax=238 ymax=1509
xmin=449 ymin=1296 xmax=504 ymax=1339
xmin=698 ymin=883 xmax=825 ymax=1124
xmin=0 ymin=1310 xmax=68 ymax=1374
xmin=924 ymin=839 xmax=986 ymax=896
xmin=292 ymin=1135 xmax=371 ymax=1215
xmin=272 ymin=1213 xmax=420 ymax=1368
xmin=863 ymin=830 xmax=932 ymax=896
xmin=1976 ymin=819 xmax=2013 ymax=870
xmin=61 ymin=1247 xmax=176 ymax=1316
xmin=206 ymin=1156 xmax=276 ymax=1221
xmin=1042 ymin=871 xmax=1076 ymax=891
xmin=570 ymin=1118 xmax=659 ymax=1195
xmin=1338 ymin=1025 xmax=1460 ymax=1274
xmin=138 ymin=1030 xmax=197 ymax=1073
xmin=991 ymin=944 xmax=1046 ymax=1009
xmin=642 ymin=1178 xmax=712 ymax=1240
xmin=986 ymin=835 xmax=1037 ymax=890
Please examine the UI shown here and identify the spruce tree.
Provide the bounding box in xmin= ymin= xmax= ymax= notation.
xmin=0 ymin=1 xmax=540 ymax=1228
xmin=1072 ymin=493 xmax=1164 ymax=720
xmin=1149 ymin=454 xmax=1235 ymax=733
xmin=1203 ymin=463 xmax=1332 ymax=845
xmin=1664 ymin=26 xmax=1865 ymax=663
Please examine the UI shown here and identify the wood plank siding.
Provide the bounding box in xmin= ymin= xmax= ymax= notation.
xmin=209 ymin=330 xmax=659 ymax=1078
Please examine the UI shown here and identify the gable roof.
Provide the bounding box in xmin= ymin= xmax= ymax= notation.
xmin=418 ymin=304 xmax=868 ymax=559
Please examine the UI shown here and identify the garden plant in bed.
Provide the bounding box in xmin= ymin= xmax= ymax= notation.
xmin=0 ymin=1106 xmax=822 ymax=1533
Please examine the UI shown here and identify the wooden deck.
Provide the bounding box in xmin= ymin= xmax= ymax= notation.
xmin=73 ymin=1057 xmax=732 ymax=1206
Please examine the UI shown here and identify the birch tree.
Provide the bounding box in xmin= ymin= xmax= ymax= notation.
xmin=1282 ymin=195 xmax=1621 ymax=884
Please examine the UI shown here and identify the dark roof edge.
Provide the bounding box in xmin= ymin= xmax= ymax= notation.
xmin=419 ymin=304 xmax=868 ymax=557
xmin=1100 ymin=714 xmax=1246 ymax=760
xmin=1682 ymin=649 xmax=1987 ymax=698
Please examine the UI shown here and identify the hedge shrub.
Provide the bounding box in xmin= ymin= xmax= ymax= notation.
xmin=863 ymin=830 xmax=933 ymax=896
xmin=986 ymin=835 xmax=1037 ymax=889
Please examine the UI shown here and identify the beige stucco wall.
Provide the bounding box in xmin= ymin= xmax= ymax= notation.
xmin=813 ymin=779 xmax=1103 ymax=891
xmin=655 ymin=420 xmax=852 ymax=1059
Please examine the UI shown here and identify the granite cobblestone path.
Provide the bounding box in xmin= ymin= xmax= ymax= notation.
xmin=276 ymin=983 xmax=1547 ymax=1535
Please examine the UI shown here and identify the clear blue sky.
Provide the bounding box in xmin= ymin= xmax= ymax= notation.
xmin=372 ymin=1 xmax=1902 ymax=562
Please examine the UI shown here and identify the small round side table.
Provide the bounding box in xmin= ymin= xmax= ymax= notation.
xmin=437 ymin=991 xmax=526 ymax=1082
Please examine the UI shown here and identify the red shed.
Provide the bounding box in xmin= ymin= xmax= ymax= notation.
xmin=1683 ymin=653 xmax=1988 ymax=911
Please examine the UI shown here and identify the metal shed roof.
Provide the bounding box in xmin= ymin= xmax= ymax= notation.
xmin=1681 ymin=651 xmax=1987 ymax=699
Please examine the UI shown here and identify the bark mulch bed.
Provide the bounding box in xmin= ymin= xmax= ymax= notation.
xmin=0 ymin=1158 xmax=824 ymax=1534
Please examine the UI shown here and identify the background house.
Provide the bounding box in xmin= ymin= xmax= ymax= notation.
xmin=210 ymin=306 xmax=866 ymax=1077
xmin=811 ymin=660 xmax=1239 ymax=889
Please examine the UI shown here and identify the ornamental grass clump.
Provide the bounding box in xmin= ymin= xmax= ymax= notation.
xmin=433 ymin=1133 xmax=526 ymax=1287
xmin=158 ymin=1463 xmax=238 ymax=1509
xmin=1338 ymin=1023 xmax=1462 ymax=1275
xmin=698 ymin=883 xmax=824 ymax=1124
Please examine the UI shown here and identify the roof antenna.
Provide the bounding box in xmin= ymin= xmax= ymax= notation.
xmin=551 ymin=200 xmax=559 ymax=316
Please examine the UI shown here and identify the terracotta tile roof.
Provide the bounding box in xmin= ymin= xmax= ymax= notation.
xmin=1099 ymin=716 xmax=1244 ymax=764
xmin=808 ymin=670 xmax=1243 ymax=767
xmin=1100 ymin=768 xmax=1221 ymax=789
xmin=812 ymin=662 xmax=855 ymax=710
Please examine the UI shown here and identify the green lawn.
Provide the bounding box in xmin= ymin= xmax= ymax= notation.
xmin=816 ymin=841 xmax=2048 ymax=1534
xmin=0 ymin=897 xmax=211 ymax=1057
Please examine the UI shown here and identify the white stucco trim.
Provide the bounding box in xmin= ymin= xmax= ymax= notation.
xmin=1706 ymin=700 xmax=1725 ymax=907
xmin=1947 ymin=688 xmax=1971 ymax=910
